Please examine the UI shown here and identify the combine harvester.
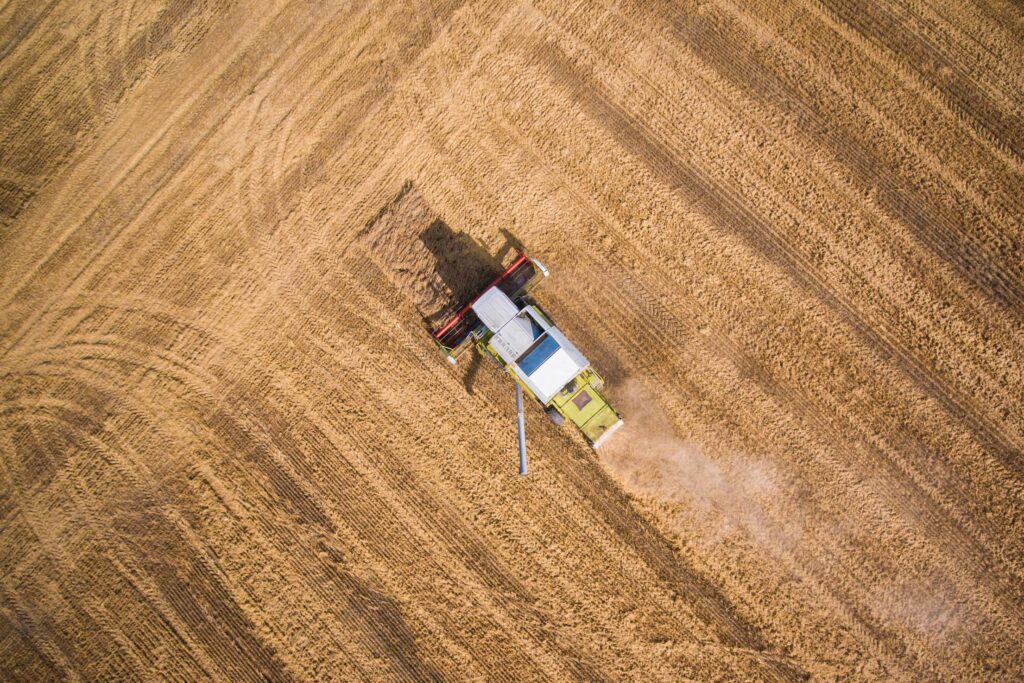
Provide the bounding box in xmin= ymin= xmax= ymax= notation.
xmin=432 ymin=250 xmax=623 ymax=473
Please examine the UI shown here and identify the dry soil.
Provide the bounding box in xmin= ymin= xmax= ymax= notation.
xmin=2 ymin=1 xmax=1023 ymax=680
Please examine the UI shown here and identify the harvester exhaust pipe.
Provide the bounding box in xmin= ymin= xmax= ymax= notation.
xmin=516 ymin=384 xmax=528 ymax=476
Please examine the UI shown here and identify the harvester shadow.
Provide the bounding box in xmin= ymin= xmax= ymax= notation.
xmin=419 ymin=219 xmax=499 ymax=323
xmin=418 ymin=217 xmax=525 ymax=396
xmin=462 ymin=350 xmax=482 ymax=395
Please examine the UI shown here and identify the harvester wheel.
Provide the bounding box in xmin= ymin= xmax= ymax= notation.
xmin=544 ymin=406 xmax=564 ymax=426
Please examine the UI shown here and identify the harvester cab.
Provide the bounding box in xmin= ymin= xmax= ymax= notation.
xmin=432 ymin=250 xmax=623 ymax=470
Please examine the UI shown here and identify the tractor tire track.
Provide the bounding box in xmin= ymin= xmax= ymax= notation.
xmin=4 ymin=0 xmax=1023 ymax=679
xmin=657 ymin=1 xmax=1024 ymax=314
xmin=821 ymin=0 xmax=1024 ymax=161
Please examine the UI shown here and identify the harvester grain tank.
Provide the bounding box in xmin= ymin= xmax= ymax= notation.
xmin=432 ymin=250 xmax=623 ymax=471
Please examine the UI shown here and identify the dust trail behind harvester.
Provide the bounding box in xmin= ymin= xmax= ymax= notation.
xmin=597 ymin=379 xmax=798 ymax=555
xmin=599 ymin=380 xmax=973 ymax=650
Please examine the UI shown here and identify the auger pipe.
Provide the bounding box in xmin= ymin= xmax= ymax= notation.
xmin=516 ymin=384 xmax=528 ymax=476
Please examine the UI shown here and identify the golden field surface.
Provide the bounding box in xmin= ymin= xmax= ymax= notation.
xmin=2 ymin=1 xmax=1023 ymax=680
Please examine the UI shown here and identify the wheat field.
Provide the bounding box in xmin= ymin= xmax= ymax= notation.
xmin=2 ymin=1 xmax=1023 ymax=680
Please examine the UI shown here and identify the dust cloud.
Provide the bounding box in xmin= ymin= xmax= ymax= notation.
xmin=600 ymin=381 xmax=974 ymax=649
xmin=597 ymin=379 xmax=799 ymax=555
xmin=868 ymin=570 xmax=971 ymax=648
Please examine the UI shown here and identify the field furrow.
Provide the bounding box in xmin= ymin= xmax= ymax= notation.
xmin=3 ymin=0 xmax=1022 ymax=680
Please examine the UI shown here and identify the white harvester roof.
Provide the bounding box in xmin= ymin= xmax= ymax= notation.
xmin=472 ymin=286 xmax=520 ymax=331
xmin=472 ymin=286 xmax=589 ymax=404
